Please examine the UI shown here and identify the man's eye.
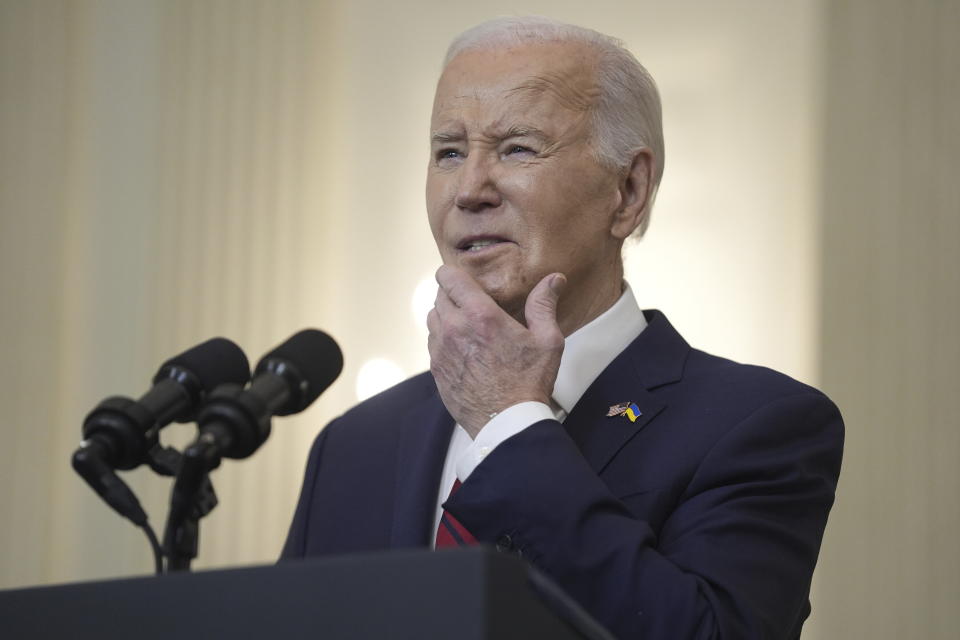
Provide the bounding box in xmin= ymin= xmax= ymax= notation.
xmin=436 ymin=149 xmax=461 ymax=162
xmin=506 ymin=145 xmax=534 ymax=156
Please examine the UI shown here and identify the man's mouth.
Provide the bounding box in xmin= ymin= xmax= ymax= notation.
xmin=457 ymin=236 xmax=511 ymax=252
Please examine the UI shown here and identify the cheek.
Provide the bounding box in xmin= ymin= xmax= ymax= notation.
xmin=425 ymin=174 xmax=450 ymax=240
xmin=426 ymin=208 xmax=442 ymax=241
xmin=513 ymin=177 xmax=616 ymax=272
xmin=501 ymin=168 xmax=537 ymax=194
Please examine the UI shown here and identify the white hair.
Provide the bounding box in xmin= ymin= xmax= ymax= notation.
xmin=444 ymin=16 xmax=664 ymax=236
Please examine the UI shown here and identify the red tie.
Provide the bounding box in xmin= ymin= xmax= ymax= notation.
xmin=435 ymin=479 xmax=478 ymax=548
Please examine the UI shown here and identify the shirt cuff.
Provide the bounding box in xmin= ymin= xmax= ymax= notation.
xmin=455 ymin=401 xmax=556 ymax=481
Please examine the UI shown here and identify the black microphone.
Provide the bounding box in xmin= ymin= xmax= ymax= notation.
xmin=72 ymin=338 xmax=250 ymax=524
xmin=191 ymin=329 xmax=343 ymax=461
xmin=74 ymin=337 xmax=251 ymax=471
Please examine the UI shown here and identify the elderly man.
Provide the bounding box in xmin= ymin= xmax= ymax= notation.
xmin=283 ymin=17 xmax=843 ymax=640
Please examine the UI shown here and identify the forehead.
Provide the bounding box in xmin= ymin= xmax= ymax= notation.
xmin=431 ymin=41 xmax=600 ymax=130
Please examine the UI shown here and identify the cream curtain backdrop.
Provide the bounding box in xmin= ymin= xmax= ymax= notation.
xmin=0 ymin=1 xmax=957 ymax=639
xmin=813 ymin=1 xmax=960 ymax=638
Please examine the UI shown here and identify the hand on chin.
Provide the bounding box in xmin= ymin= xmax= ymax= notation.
xmin=426 ymin=265 xmax=566 ymax=437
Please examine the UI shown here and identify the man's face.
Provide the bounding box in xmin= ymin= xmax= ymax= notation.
xmin=426 ymin=41 xmax=628 ymax=328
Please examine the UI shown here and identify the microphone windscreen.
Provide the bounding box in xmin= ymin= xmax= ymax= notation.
xmin=155 ymin=337 xmax=251 ymax=390
xmin=256 ymin=329 xmax=343 ymax=414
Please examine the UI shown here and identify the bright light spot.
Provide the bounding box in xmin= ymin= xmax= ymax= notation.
xmin=355 ymin=358 xmax=405 ymax=401
xmin=411 ymin=276 xmax=438 ymax=332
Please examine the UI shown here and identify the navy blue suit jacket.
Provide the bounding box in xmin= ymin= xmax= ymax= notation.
xmin=282 ymin=311 xmax=843 ymax=639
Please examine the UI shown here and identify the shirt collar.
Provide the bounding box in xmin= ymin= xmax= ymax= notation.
xmin=552 ymin=282 xmax=647 ymax=415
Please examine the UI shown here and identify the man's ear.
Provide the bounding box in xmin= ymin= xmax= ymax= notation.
xmin=610 ymin=148 xmax=654 ymax=240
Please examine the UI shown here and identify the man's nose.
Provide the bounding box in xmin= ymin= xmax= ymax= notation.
xmin=454 ymin=153 xmax=502 ymax=211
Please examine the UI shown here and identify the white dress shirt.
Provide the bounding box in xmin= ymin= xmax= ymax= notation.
xmin=430 ymin=283 xmax=647 ymax=544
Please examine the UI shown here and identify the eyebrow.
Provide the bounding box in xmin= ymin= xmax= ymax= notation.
xmin=431 ymin=132 xmax=464 ymax=144
xmin=430 ymin=126 xmax=551 ymax=145
xmin=500 ymin=125 xmax=550 ymax=143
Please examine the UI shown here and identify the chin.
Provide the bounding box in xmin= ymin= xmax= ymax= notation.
xmin=477 ymin=276 xmax=527 ymax=318
xmin=449 ymin=257 xmax=529 ymax=316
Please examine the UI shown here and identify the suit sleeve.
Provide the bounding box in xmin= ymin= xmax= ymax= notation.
xmin=445 ymin=391 xmax=844 ymax=639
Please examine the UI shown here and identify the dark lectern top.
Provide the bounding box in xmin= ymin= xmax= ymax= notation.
xmin=0 ymin=547 xmax=615 ymax=640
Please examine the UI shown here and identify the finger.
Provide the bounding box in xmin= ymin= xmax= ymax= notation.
xmin=436 ymin=265 xmax=488 ymax=309
xmin=427 ymin=327 xmax=437 ymax=359
xmin=524 ymin=273 xmax=566 ymax=340
xmin=426 ymin=307 xmax=440 ymax=335
xmin=433 ymin=283 xmax=458 ymax=318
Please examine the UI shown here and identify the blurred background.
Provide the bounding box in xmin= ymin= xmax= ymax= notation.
xmin=0 ymin=0 xmax=957 ymax=638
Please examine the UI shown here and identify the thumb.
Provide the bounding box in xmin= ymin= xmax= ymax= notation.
xmin=524 ymin=273 xmax=566 ymax=337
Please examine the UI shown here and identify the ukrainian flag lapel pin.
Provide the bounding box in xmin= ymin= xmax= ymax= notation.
xmin=607 ymin=402 xmax=642 ymax=422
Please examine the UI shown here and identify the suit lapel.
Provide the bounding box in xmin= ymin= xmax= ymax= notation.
xmin=564 ymin=380 xmax=665 ymax=475
xmin=564 ymin=310 xmax=689 ymax=474
xmin=389 ymin=387 xmax=454 ymax=548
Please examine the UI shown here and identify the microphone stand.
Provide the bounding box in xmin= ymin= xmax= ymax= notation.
xmin=163 ymin=382 xmax=274 ymax=571
xmin=162 ymin=435 xmax=220 ymax=572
